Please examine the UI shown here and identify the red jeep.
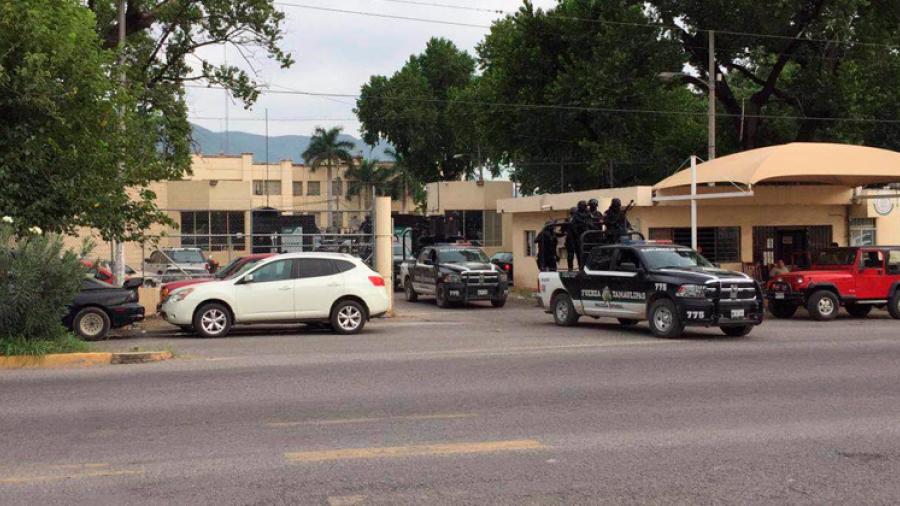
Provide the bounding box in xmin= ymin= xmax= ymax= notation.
xmin=766 ymin=247 xmax=900 ymax=320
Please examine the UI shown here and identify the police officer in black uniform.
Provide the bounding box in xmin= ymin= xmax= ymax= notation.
xmin=603 ymin=198 xmax=631 ymax=243
xmin=564 ymin=207 xmax=578 ymax=270
xmin=587 ymin=198 xmax=602 ymax=229
xmin=569 ymin=200 xmax=592 ymax=269
xmin=535 ymin=221 xmax=559 ymax=271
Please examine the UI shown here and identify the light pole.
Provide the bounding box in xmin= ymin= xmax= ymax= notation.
xmin=657 ymin=30 xmax=717 ymax=161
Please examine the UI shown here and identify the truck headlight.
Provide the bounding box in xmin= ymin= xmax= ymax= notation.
xmin=675 ymin=284 xmax=706 ymax=298
xmin=169 ymin=288 xmax=193 ymax=303
xmin=444 ymin=273 xmax=461 ymax=283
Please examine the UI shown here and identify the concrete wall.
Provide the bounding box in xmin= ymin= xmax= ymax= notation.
xmin=426 ymin=181 xmax=514 ymax=213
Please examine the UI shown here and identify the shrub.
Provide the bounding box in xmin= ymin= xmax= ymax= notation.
xmin=0 ymin=218 xmax=87 ymax=351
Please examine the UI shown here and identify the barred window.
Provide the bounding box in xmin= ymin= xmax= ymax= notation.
xmin=307 ymin=181 xmax=321 ymax=196
xmin=253 ymin=180 xmax=282 ymax=196
xmin=292 ymin=181 xmax=303 ymax=195
xmin=649 ymin=227 xmax=741 ymax=263
xmin=525 ymin=231 xmax=536 ymax=257
xmin=482 ymin=211 xmax=503 ymax=247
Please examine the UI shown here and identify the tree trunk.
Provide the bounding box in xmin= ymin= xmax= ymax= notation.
xmin=326 ymin=163 xmax=333 ymax=232
xmin=402 ymin=179 xmax=408 ymax=214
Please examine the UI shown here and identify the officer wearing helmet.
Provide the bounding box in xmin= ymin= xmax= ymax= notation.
xmin=587 ymin=198 xmax=602 ymax=230
xmin=603 ymin=198 xmax=631 ymax=242
xmin=564 ymin=206 xmax=578 ymax=270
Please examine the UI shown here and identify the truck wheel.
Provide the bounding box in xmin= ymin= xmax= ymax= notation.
xmin=491 ymin=297 xmax=507 ymax=308
xmin=721 ymin=325 xmax=753 ymax=337
xmin=193 ymin=303 xmax=232 ymax=338
xmin=617 ymin=318 xmax=639 ymax=327
xmin=404 ymin=278 xmax=418 ymax=302
xmin=845 ymin=304 xmax=872 ymax=318
xmin=648 ymin=299 xmax=685 ymax=338
xmin=807 ymin=290 xmax=839 ymax=321
xmin=435 ymin=283 xmax=450 ymax=308
xmin=73 ymin=307 xmax=111 ymax=340
xmin=551 ymin=293 xmax=579 ymax=326
xmin=768 ymin=302 xmax=798 ymax=319
xmin=888 ymin=293 xmax=900 ymax=319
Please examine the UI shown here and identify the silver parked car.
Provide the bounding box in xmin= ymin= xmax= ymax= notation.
xmin=144 ymin=248 xmax=209 ymax=286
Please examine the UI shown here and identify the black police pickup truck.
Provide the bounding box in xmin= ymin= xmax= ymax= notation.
xmin=538 ymin=242 xmax=764 ymax=337
xmin=401 ymin=244 xmax=509 ymax=308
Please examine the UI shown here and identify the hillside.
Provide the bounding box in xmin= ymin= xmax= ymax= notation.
xmin=190 ymin=124 xmax=392 ymax=163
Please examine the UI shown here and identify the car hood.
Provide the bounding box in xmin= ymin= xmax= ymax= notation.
xmin=443 ymin=262 xmax=495 ymax=272
xmin=656 ymin=266 xmax=751 ymax=283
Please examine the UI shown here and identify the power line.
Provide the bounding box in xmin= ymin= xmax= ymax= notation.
xmin=284 ymin=0 xmax=900 ymax=51
xmin=186 ymin=84 xmax=900 ymax=125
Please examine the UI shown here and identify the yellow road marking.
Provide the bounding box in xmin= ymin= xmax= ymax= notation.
xmin=0 ymin=466 xmax=143 ymax=485
xmin=285 ymin=439 xmax=545 ymax=463
xmin=267 ymin=413 xmax=477 ymax=427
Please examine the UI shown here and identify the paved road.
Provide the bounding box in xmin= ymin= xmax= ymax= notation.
xmin=2 ymin=295 xmax=900 ymax=504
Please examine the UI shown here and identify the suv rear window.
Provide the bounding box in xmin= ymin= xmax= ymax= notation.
xmin=298 ymin=258 xmax=338 ymax=278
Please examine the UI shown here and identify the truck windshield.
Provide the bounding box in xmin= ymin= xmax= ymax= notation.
xmin=814 ymin=248 xmax=856 ymax=265
xmin=439 ymin=248 xmax=489 ymax=264
xmin=167 ymin=250 xmax=205 ymax=263
xmin=641 ymin=248 xmax=714 ymax=269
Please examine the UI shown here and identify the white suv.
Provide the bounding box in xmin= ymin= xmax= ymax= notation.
xmin=159 ymin=253 xmax=389 ymax=337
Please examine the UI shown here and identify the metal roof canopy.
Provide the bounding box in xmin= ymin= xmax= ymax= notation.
xmin=654 ymin=143 xmax=900 ymax=191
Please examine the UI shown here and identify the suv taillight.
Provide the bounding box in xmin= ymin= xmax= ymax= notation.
xmin=368 ymin=276 xmax=385 ymax=287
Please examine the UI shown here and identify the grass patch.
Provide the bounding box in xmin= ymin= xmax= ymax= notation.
xmin=0 ymin=334 xmax=90 ymax=356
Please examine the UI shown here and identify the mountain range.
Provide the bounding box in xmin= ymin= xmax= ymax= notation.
xmin=190 ymin=124 xmax=393 ymax=163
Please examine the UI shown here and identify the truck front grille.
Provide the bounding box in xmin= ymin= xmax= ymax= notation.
xmin=713 ymin=282 xmax=759 ymax=301
xmin=463 ymin=271 xmax=500 ymax=285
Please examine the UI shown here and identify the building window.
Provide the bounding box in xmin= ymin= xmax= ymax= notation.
xmin=253 ymin=180 xmax=281 ymax=196
xmin=850 ymin=218 xmax=876 ymax=246
xmin=649 ymin=226 xmax=741 ymax=263
xmin=332 ymin=178 xmax=343 ymax=198
xmin=482 ymin=211 xmax=503 ymax=247
xmin=525 ymin=230 xmax=536 ymax=257
xmin=307 ymin=181 xmax=321 ymax=196
xmin=181 ymin=211 xmax=245 ymax=251
xmin=292 ymin=181 xmax=303 ymax=196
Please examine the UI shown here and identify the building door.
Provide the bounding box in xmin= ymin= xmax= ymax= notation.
xmin=776 ymin=229 xmax=808 ymax=269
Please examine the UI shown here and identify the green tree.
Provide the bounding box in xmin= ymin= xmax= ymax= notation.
xmin=302 ymin=127 xmax=355 ymax=230
xmin=355 ymin=38 xmax=477 ymax=182
xmin=0 ymin=0 xmax=291 ymax=240
xmin=384 ymin=148 xmax=424 ymax=213
xmin=650 ymin=0 xmax=900 ymax=150
xmin=345 ymin=159 xmax=397 ymax=211
xmin=463 ymin=1 xmax=704 ymax=194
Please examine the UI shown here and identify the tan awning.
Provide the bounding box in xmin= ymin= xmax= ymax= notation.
xmin=654 ymin=143 xmax=900 ymax=190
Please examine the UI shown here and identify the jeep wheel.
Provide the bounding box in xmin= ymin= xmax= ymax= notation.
xmin=721 ymin=325 xmax=753 ymax=337
xmin=617 ymin=318 xmax=639 ymax=327
xmin=404 ymin=278 xmax=418 ymax=302
xmin=845 ymin=304 xmax=872 ymax=318
xmin=648 ymin=299 xmax=684 ymax=338
xmin=888 ymin=293 xmax=900 ymax=319
xmin=551 ymin=293 xmax=579 ymax=326
xmin=807 ymin=290 xmax=839 ymax=321
xmin=768 ymin=302 xmax=798 ymax=319
xmin=435 ymin=283 xmax=450 ymax=308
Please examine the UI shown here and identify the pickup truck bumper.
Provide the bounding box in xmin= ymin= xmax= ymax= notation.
xmin=765 ymin=282 xmax=805 ymax=305
xmin=679 ymin=299 xmax=765 ymax=327
xmin=445 ymin=282 xmax=508 ymax=302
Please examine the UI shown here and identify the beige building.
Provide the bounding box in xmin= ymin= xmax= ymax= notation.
xmin=498 ymin=143 xmax=900 ymax=289
xmin=424 ymin=180 xmax=515 ymax=256
xmin=74 ymin=153 xmax=417 ymax=268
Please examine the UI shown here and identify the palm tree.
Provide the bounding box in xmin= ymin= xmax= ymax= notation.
xmin=345 ymin=158 xmax=397 ymax=212
xmin=302 ymin=127 xmax=355 ymax=230
xmin=385 ymin=148 xmax=419 ymax=214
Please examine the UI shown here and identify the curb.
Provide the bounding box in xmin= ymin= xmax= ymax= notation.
xmin=0 ymin=351 xmax=174 ymax=370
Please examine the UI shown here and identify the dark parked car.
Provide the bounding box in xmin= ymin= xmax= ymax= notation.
xmin=491 ymin=252 xmax=514 ymax=284
xmin=64 ymin=277 xmax=145 ymax=340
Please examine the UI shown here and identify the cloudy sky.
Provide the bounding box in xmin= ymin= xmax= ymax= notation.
xmin=187 ymin=0 xmax=557 ymax=139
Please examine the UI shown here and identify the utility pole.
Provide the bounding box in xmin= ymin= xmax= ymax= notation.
xmin=560 ymin=163 xmax=565 ymax=192
xmin=265 ymin=108 xmax=270 ymax=208
xmin=708 ymin=30 xmax=716 ymax=161
xmin=112 ymin=0 xmax=127 ymax=285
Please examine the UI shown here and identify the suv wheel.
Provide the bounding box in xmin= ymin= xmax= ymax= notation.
xmin=331 ymin=300 xmax=367 ymax=335
xmin=807 ymin=290 xmax=839 ymax=321
xmin=888 ymin=292 xmax=900 ymax=319
xmin=768 ymin=302 xmax=798 ymax=319
xmin=721 ymin=325 xmax=753 ymax=337
xmin=73 ymin=307 xmax=111 ymax=340
xmin=405 ymin=278 xmax=418 ymax=302
xmin=648 ymin=299 xmax=685 ymax=338
xmin=551 ymin=293 xmax=579 ymax=326
xmin=845 ymin=304 xmax=872 ymax=318
xmin=193 ymin=303 xmax=232 ymax=338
